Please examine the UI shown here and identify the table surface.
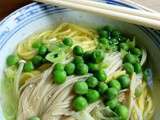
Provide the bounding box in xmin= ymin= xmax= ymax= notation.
xmin=132 ymin=0 xmax=160 ymax=11
xmin=0 ymin=0 xmax=159 ymax=20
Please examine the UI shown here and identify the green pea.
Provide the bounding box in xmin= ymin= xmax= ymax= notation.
xmin=99 ymin=37 xmax=109 ymax=45
xmin=123 ymin=63 xmax=134 ymax=74
xmin=124 ymin=54 xmax=137 ymax=64
xmin=86 ymin=89 xmax=100 ymax=103
xmin=73 ymin=45 xmax=84 ymax=56
xmin=6 ymin=54 xmax=19 ymax=66
xmin=119 ymin=43 xmax=129 ymax=51
xmin=86 ymin=77 xmax=98 ymax=88
xmin=108 ymin=80 xmax=121 ymax=91
xmin=53 ymin=70 xmax=67 ymax=84
xmin=99 ymin=30 xmax=109 ymax=38
xmin=134 ymin=63 xmax=142 ymax=73
xmin=28 ymin=116 xmax=40 ymax=120
xmin=54 ymin=63 xmax=64 ymax=70
xmin=73 ymin=81 xmax=88 ymax=95
xmin=73 ymin=56 xmax=84 ymax=64
xmin=131 ymin=48 xmax=142 ymax=57
xmin=64 ymin=63 xmax=75 ymax=75
xmin=38 ymin=45 xmax=48 ymax=56
xmin=72 ymin=96 xmax=88 ymax=111
xmin=105 ymin=98 xmax=118 ymax=109
xmin=92 ymin=49 xmax=104 ymax=63
xmin=63 ymin=37 xmax=73 ymax=46
xmin=97 ymin=82 xmax=108 ymax=94
xmin=31 ymin=55 xmax=42 ymax=67
xmin=24 ymin=61 xmax=34 ymax=72
xmin=100 ymin=42 xmax=110 ymax=50
xmin=94 ymin=69 xmax=107 ymax=81
xmin=88 ymin=63 xmax=99 ymax=72
xmin=75 ymin=63 xmax=88 ymax=75
xmin=115 ymin=104 xmax=128 ymax=120
xmin=118 ymin=75 xmax=130 ymax=89
xmin=105 ymin=87 xmax=118 ymax=100
xmin=32 ymin=41 xmax=43 ymax=49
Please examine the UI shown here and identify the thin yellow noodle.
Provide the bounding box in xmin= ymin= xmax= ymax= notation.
xmin=74 ymin=40 xmax=94 ymax=45
xmin=107 ymin=70 xmax=126 ymax=81
xmin=38 ymin=31 xmax=53 ymax=38
xmin=52 ymin=23 xmax=69 ymax=34
xmin=40 ymin=31 xmax=54 ymax=43
xmin=17 ymin=23 xmax=97 ymax=84
xmin=137 ymin=85 xmax=147 ymax=113
xmin=131 ymin=107 xmax=138 ymax=120
xmin=143 ymin=96 xmax=153 ymax=120
xmin=68 ymin=23 xmax=96 ymax=36
xmin=17 ymin=44 xmax=36 ymax=60
xmin=54 ymin=29 xmax=72 ymax=37
xmin=67 ymin=31 xmax=78 ymax=37
xmin=20 ymin=71 xmax=41 ymax=86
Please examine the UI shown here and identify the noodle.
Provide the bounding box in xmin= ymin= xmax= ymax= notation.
xmin=17 ymin=23 xmax=97 ymax=60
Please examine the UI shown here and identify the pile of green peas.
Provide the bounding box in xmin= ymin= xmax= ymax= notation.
xmin=72 ymin=48 xmax=106 ymax=86
xmin=98 ymin=26 xmax=125 ymax=51
xmin=49 ymin=38 xmax=110 ymax=111
xmin=72 ymin=74 xmax=130 ymax=119
xmin=6 ymin=41 xmax=49 ymax=72
xmin=123 ymin=49 xmax=142 ymax=75
xmin=52 ymin=44 xmax=107 ymax=84
xmin=6 ymin=54 xmax=37 ymax=73
xmin=6 ymin=27 xmax=143 ymax=77
xmin=6 ymin=38 xmax=73 ymax=72
xmin=49 ymin=38 xmax=129 ymax=119
xmin=98 ymin=26 xmax=143 ymax=75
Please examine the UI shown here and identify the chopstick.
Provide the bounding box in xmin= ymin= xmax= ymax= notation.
xmin=67 ymin=0 xmax=160 ymax=21
xmin=122 ymin=0 xmax=159 ymax=13
xmin=35 ymin=0 xmax=160 ymax=29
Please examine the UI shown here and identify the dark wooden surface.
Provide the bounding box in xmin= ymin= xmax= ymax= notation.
xmin=0 ymin=0 xmax=32 ymax=20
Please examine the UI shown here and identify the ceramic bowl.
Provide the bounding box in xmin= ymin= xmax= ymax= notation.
xmin=0 ymin=0 xmax=160 ymax=119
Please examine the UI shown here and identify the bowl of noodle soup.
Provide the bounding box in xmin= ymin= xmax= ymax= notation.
xmin=0 ymin=1 xmax=160 ymax=120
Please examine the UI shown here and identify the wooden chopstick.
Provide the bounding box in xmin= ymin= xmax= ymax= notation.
xmin=35 ymin=0 xmax=160 ymax=29
xmin=67 ymin=0 xmax=160 ymax=21
xmin=122 ymin=0 xmax=159 ymax=13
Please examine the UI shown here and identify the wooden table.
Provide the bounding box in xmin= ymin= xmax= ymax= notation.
xmin=0 ymin=0 xmax=31 ymax=19
xmin=0 ymin=0 xmax=159 ymax=20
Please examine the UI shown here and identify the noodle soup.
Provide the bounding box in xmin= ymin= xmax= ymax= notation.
xmin=1 ymin=23 xmax=153 ymax=120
